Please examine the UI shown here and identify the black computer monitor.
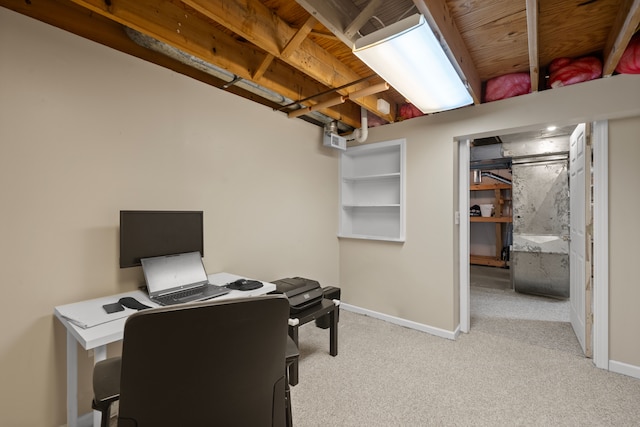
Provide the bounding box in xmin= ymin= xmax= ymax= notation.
xmin=119 ymin=210 xmax=204 ymax=268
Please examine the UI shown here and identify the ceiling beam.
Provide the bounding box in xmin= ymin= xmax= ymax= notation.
xmin=0 ymin=0 xmax=123 ymax=45
xmin=344 ymin=0 xmax=383 ymax=40
xmin=288 ymin=82 xmax=388 ymax=119
xmin=0 ymin=0 xmax=245 ymax=97
xmin=602 ymin=0 xmax=640 ymax=76
xmin=252 ymin=53 xmax=275 ymax=81
xmin=413 ymin=0 xmax=482 ymax=105
xmin=309 ymin=29 xmax=339 ymax=40
xmin=288 ymin=95 xmax=345 ymax=118
xmin=64 ymin=0 xmax=363 ymax=128
xmin=291 ymin=0 xmax=364 ymax=46
xmin=281 ymin=16 xmax=317 ymax=59
xmin=525 ymin=0 xmax=539 ymax=92
xmin=254 ymin=16 xmax=316 ymax=80
xmin=181 ymin=0 xmax=396 ymax=122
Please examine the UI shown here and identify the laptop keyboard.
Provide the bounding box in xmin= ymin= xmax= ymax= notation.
xmin=156 ymin=287 xmax=203 ymax=305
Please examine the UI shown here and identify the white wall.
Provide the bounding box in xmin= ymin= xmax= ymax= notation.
xmin=0 ymin=8 xmax=339 ymax=425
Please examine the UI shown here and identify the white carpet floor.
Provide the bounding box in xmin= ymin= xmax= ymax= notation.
xmin=288 ymin=268 xmax=640 ymax=426
xmin=290 ymin=309 xmax=640 ymax=426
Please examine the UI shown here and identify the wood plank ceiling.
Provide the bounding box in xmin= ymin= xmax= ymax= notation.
xmin=2 ymin=0 xmax=639 ymax=132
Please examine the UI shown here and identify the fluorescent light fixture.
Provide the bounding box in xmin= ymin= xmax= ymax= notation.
xmin=353 ymin=14 xmax=473 ymax=114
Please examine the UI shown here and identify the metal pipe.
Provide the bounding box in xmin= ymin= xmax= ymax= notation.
xmin=276 ymin=75 xmax=376 ymax=111
xmin=481 ymin=171 xmax=512 ymax=185
xmin=348 ymin=82 xmax=389 ymax=100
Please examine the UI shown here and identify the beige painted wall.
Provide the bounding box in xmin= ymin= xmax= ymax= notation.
xmin=340 ymin=74 xmax=640 ymax=354
xmin=609 ymin=117 xmax=640 ymax=367
xmin=0 ymin=9 xmax=339 ymax=425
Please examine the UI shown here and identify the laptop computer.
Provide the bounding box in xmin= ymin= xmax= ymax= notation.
xmin=141 ymin=251 xmax=230 ymax=306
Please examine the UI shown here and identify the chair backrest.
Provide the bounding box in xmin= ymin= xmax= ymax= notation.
xmin=116 ymin=295 xmax=290 ymax=427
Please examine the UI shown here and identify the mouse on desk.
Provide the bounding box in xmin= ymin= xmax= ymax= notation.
xmin=118 ymin=297 xmax=152 ymax=311
xmin=227 ymin=279 xmax=263 ymax=291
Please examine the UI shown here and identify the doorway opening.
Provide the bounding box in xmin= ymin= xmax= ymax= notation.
xmin=469 ymin=125 xmax=578 ymax=353
xmin=459 ymin=121 xmax=609 ymax=368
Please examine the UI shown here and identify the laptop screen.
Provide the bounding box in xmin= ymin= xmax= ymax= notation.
xmin=141 ymin=251 xmax=208 ymax=296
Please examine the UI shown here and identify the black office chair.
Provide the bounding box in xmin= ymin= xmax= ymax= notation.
xmin=92 ymin=295 xmax=296 ymax=427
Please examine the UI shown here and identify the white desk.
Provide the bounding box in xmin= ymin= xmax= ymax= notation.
xmin=54 ymin=272 xmax=275 ymax=427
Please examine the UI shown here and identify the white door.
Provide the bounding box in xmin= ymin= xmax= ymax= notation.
xmin=569 ymin=123 xmax=591 ymax=356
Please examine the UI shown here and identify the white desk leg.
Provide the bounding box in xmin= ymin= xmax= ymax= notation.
xmin=67 ymin=331 xmax=78 ymax=427
xmin=93 ymin=346 xmax=108 ymax=427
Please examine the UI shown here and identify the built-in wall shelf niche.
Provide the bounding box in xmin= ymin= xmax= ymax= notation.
xmin=339 ymin=139 xmax=406 ymax=242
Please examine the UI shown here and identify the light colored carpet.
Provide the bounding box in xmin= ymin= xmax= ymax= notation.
xmin=471 ymin=285 xmax=570 ymax=322
xmin=290 ymin=309 xmax=640 ymax=426
xmin=470 ymin=265 xmax=570 ymax=323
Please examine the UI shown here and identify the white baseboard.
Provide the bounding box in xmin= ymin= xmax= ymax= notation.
xmin=609 ymin=360 xmax=640 ymax=380
xmin=59 ymin=412 xmax=98 ymax=427
xmin=340 ymin=303 xmax=458 ymax=340
xmin=76 ymin=412 xmax=93 ymax=427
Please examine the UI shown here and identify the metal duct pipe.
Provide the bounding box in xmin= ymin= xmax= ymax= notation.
xmin=124 ymin=28 xmax=353 ymax=132
xmin=481 ymin=171 xmax=512 ymax=185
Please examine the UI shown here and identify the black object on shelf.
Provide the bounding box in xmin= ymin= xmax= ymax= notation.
xmin=271 ymin=277 xmax=324 ymax=314
xmin=227 ymin=279 xmax=263 ymax=291
xmin=315 ymin=286 xmax=341 ymax=329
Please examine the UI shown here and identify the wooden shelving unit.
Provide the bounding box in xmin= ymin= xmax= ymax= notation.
xmin=470 ymin=216 xmax=512 ymax=223
xmin=470 ymin=254 xmax=509 ymax=268
xmin=470 ymin=182 xmax=512 ymax=267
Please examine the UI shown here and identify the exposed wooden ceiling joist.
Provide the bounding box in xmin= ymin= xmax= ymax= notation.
xmin=603 ymin=0 xmax=640 ymax=76
xmin=65 ymin=0 xmax=365 ymax=127
xmin=0 ymin=0 xmax=280 ymax=109
xmin=344 ymin=0 xmax=383 ymax=40
xmin=182 ymin=0 xmax=396 ymax=122
xmin=253 ymin=15 xmax=316 ymax=80
xmin=3 ymin=0 xmax=637 ymax=132
xmin=281 ymin=16 xmax=318 ymax=58
xmin=525 ymin=0 xmax=539 ymax=92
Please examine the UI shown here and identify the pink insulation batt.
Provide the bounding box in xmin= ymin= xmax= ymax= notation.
xmin=616 ymin=33 xmax=640 ymax=74
xmin=548 ymin=56 xmax=602 ymax=88
xmin=484 ymin=73 xmax=531 ymax=102
xmin=398 ymin=103 xmax=424 ymax=120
